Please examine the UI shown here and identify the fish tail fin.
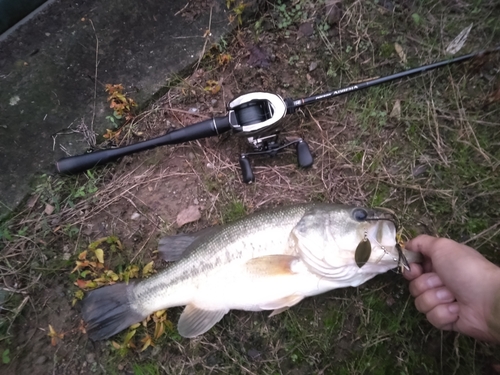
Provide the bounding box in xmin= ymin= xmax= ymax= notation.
xmin=80 ymin=282 xmax=146 ymax=341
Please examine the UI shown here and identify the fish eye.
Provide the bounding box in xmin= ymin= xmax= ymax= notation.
xmin=352 ymin=208 xmax=368 ymax=222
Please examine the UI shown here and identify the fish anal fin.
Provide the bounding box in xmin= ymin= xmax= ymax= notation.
xmin=245 ymin=255 xmax=303 ymax=276
xmin=177 ymin=304 xmax=229 ymax=338
xmin=262 ymin=295 xmax=305 ymax=317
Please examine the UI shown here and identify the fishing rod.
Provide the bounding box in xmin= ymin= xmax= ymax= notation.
xmin=56 ymin=46 xmax=500 ymax=182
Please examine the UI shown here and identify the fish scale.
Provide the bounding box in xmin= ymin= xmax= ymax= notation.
xmin=132 ymin=204 xmax=312 ymax=311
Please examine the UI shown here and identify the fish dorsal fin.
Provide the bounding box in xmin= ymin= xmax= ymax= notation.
xmin=158 ymin=226 xmax=220 ymax=262
xmin=245 ymin=255 xmax=304 ymax=276
xmin=177 ymin=304 xmax=229 ymax=338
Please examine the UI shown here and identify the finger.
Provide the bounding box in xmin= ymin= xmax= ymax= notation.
xmin=409 ymin=273 xmax=444 ymax=297
xmin=425 ymin=303 xmax=460 ymax=330
xmin=403 ymin=263 xmax=423 ymax=281
xmin=405 ymin=235 xmax=442 ymax=257
xmin=414 ymin=286 xmax=455 ymax=313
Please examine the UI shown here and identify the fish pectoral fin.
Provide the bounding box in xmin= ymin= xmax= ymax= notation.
xmin=158 ymin=226 xmax=220 ymax=262
xmin=177 ymin=304 xmax=229 ymax=338
xmin=245 ymin=255 xmax=303 ymax=276
xmin=262 ymin=295 xmax=304 ymax=317
xmin=269 ymin=306 xmax=290 ymax=317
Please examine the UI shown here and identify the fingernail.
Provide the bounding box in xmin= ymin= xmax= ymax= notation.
xmin=436 ymin=289 xmax=453 ymax=301
xmin=448 ymin=303 xmax=460 ymax=314
xmin=427 ymin=276 xmax=441 ymax=288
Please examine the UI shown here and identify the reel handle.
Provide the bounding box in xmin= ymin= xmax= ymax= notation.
xmin=239 ymin=156 xmax=255 ymax=184
xmin=296 ymin=140 xmax=313 ymax=168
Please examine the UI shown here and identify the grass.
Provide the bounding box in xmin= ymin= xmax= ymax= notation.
xmin=1 ymin=0 xmax=500 ymax=373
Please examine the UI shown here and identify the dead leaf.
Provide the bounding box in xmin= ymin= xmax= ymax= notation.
xmin=48 ymin=324 xmax=64 ymax=346
xmin=26 ymin=194 xmax=39 ymax=208
xmin=390 ymin=99 xmax=401 ymax=119
xmin=142 ymin=261 xmax=154 ymax=277
xmin=298 ymin=22 xmax=314 ymax=38
xmin=94 ymin=248 xmax=104 ymax=264
xmin=445 ymin=24 xmax=472 ymax=55
xmin=176 ymin=205 xmax=201 ymax=228
xmin=44 ymin=204 xmax=55 ymax=215
xmin=394 ymin=43 xmax=407 ymax=63
xmin=247 ymin=45 xmax=270 ymax=68
xmin=325 ymin=0 xmax=343 ymax=25
xmin=204 ymin=80 xmax=221 ymax=95
xmin=218 ymin=53 xmax=232 ymax=65
xmin=140 ymin=334 xmax=153 ymax=352
xmin=112 ymin=341 xmax=121 ymax=350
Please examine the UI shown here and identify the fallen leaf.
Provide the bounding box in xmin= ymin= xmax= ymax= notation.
xmin=176 ymin=205 xmax=201 ymax=228
xmin=154 ymin=321 xmax=166 ymax=340
xmin=48 ymin=324 xmax=64 ymax=346
xmin=445 ymin=23 xmax=472 ymax=55
xmin=412 ymin=164 xmax=429 ymax=177
xmin=325 ymin=0 xmax=343 ymax=25
xmin=390 ymin=99 xmax=401 ymax=119
xmin=298 ymin=22 xmax=314 ymax=38
xmin=218 ymin=53 xmax=232 ymax=65
xmin=26 ymin=194 xmax=39 ymax=208
xmin=142 ymin=261 xmax=154 ymax=277
xmin=140 ymin=335 xmax=153 ymax=352
xmin=94 ymin=248 xmax=104 ymax=264
xmin=394 ymin=43 xmax=407 ymax=63
xmin=204 ymin=80 xmax=221 ymax=95
xmin=112 ymin=341 xmax=121 ymax=350
xmin=247 ymin=45 xmax=270 ymax=68
xmin=44 ymin=204 xmax=55 ymax=215
xmin=105 ymin=84 xmax=124 ymax=94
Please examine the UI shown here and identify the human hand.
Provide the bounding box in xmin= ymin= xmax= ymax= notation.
xmin=403 ymin=235 xmax=500 ymax=343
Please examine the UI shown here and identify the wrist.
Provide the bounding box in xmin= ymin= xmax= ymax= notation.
xmin=486 ymin=266 xmax=500 ymax=343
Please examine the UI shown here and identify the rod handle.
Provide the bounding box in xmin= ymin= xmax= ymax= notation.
xmin=56 ymin=149 xmax=118 ymax=174
xmin=56 ymin=116 xmax=231 ymax=175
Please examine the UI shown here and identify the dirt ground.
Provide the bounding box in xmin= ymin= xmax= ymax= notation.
xmin=1 ymin=0 xmax=500 ymax=374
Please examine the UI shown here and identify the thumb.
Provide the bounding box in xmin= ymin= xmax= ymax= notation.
xmin=405 ymin=234 xmax=443 ymax=258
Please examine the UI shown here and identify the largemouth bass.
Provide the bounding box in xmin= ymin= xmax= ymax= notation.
xmin=81 ymin=203 xmax=421 ymax=340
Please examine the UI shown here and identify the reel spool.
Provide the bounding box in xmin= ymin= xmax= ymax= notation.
xmin=227 ymin=92 xmax=289 ymax=135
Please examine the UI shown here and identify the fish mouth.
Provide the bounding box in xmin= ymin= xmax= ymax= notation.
xmin=362 ymin=209 xmax=409 ymax=271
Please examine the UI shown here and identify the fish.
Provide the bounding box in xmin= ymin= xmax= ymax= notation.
xmin=80 ymin=203 xmax=422 ymax=340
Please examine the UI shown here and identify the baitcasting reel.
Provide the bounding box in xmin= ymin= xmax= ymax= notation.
xmin=226 ymin=92 xmax=314 ymax=183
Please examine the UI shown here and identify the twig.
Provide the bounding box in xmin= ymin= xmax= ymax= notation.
xmin=174 ymin=1 xmax=190 ymax=16
xmin=89 ymin=19 xmax=99 ymax=133
xmin=462 ymin=222 xmax=500 ymax=245
xmin=194 ymin=7 xmax=213 ymax=72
